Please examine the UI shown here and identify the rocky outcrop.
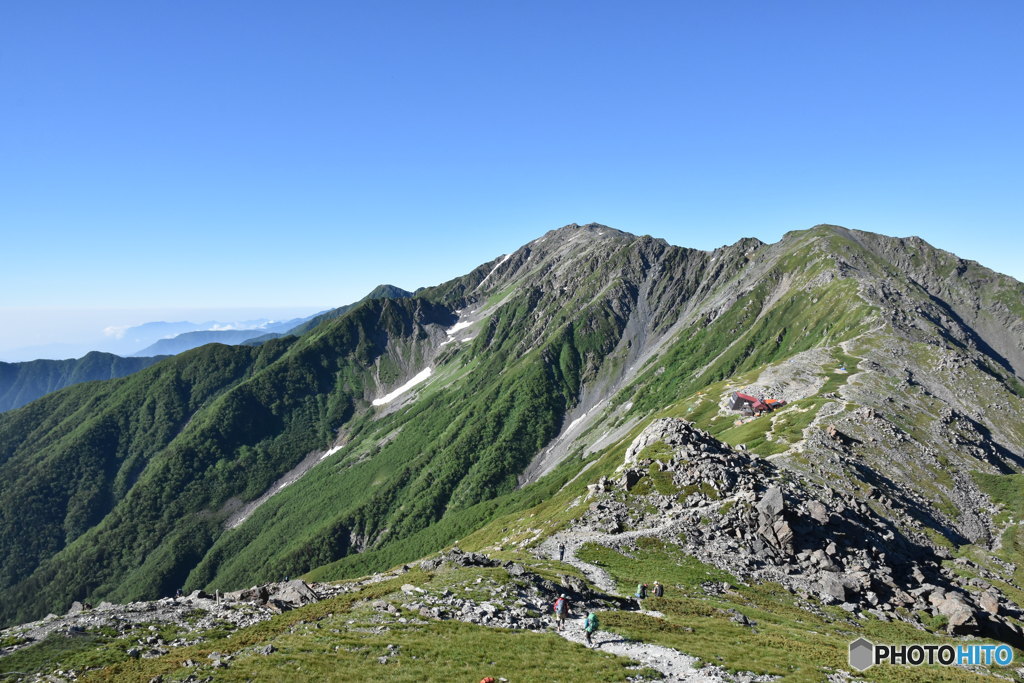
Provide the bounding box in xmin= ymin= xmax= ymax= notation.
xmin=581 ymin=418 xmax=1024 ymax=647
xmin=0 ymin=575 xmax=407 ymax=663
xmin=397 ymin=547 xmax=635 ymax=632
xmin=623 ymin=418 xmax=705 ymax=466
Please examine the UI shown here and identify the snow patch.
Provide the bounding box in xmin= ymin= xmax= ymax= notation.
xmin=477 ymin=252 xmax=513 ymax=288
xmin=447 ymin=320 xmax=472 ymax=335
xmin=372 ymin=368 xmax=433 ymax=406
xmin=565 ymin=413 xmax=588 ymax=433
xmin=319 ymin=444 xmax=343 ymax=461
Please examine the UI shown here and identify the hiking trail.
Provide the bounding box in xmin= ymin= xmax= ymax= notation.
xmin=533 ymin=502 xmax=768 ymax=682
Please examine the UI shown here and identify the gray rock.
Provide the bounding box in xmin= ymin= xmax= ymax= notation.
xmin=980 ymin=590 xmax=1000 ymax=616
xmin=818 ymin=575 xmax=846 ymax=603
xmin=268 ymin=580 xmax=320 ymax=609
xmin=623 ymin=418 xmax=702 ymax=466
xmin=756 ymin=486 xmax=785 ymax=520
xmin=807 ymin=500 xmax=830 ymax=524
xmin=620 ymin=469 xmax=642 ymax=491
xmin=419 ymin=557 xmax=442 ymax=571
xmin=934 ymin=593 xmax=977 ymax=634
xmin=66 ymin=601 xmax=88 ymax=616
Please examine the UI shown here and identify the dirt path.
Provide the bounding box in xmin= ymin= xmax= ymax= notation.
xmin=537 ymin=496 xmax=737 ymax=593
xmin=533 ymin=505 xmax=763 ymax=682
xmin=554 ymin=614 xmax=727 ymax=682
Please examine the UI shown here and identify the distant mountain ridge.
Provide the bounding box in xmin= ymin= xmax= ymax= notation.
xmin=0 ymin=352 xmax=165 ymax=413
xmin=1 ymin=318 xmax=306 ymax=363
xmin=131 ymin=286 xmax=412 ymax=356
xmin=0 ymin=286 xmax=409 ymax=411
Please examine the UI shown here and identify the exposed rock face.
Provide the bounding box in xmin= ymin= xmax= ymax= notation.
xmin=588 ymin=418 xmax=1024 ymax=647
xmin=410 ymin=547 xmax=633 ymax=630
xmin=623 ymin=418 xmax=702 ymax=466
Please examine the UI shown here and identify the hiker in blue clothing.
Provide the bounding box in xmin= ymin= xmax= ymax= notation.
xmin=584 ymin=611 xmax=600 ymax=647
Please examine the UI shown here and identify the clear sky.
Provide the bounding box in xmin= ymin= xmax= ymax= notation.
xmin=2 ymin=1 xmax=1022 ymax=358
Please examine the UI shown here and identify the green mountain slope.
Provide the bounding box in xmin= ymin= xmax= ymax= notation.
xmin=1 ymin=223 xmax=1022 ymax=643
xmin=0 ymin=297 xmax=454 ymax=626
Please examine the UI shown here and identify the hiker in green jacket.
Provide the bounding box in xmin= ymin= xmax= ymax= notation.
xmin=584 ymin=611 xmax=600 ymax=647
xmin=636 ymin=583 xmax=647 ymax=601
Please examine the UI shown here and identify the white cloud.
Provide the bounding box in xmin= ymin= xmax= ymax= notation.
xmin=103 ymin=325 xmax=129 ymax=339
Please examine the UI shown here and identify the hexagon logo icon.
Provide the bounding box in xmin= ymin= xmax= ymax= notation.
xmin=849 ymin=637 xmax=875 ymax=671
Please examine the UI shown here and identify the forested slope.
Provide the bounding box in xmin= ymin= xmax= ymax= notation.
xmin=2 ymin=223 xmax=1023 ymax=631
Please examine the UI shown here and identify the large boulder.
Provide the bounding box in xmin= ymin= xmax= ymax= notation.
xmin=268 ymin=580 xmax=320 ymax=610
xmin=979 ymin=590 xmax=1000 ymax=616
xmin=934 ymin=592 xmax=978 ymax=635
xmin=818 ymin=575 xmax=846 ymax=603
xmin=756 ymin=486 xmax=794 ymax=554
xmin=65 ymin=601 xmax=90 ymax=616
xmin=756 ymin=486 xmax=785 ymax=521
xmin=806 ymin=500 xmax=830 ymax=524
xmin=223 ymin=585 xmax=270 ymax=603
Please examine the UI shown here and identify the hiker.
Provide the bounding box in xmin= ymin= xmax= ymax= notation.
xmin=584 ymin=611 xmax=600 ymax=647
xmin=558 ymin=543 xmax=566 ymax=561
xmin=653 ymin=581 xmax=663 ymax=598
xmin=635 ymin=583 xmax=647 ymax=600
xmin=552 ymin=593 xmax=571 ymax=631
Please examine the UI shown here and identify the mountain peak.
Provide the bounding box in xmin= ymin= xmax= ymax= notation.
xmin=365 ymin=284 xmax=413 ymax=300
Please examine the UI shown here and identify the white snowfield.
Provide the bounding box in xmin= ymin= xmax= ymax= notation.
xmin=446 ymin=320 xmax=473 ymax=335
xmin=371 ymin=367 xmax=433 ymax=406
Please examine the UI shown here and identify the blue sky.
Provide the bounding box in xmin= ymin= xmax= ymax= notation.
xmin=2 ymin=1 xmax=1022 ymax=358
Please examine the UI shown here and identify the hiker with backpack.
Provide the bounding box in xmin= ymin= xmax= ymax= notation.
xmin=552 ymin=593 xmax=571 ymax=631
xmin=653 ymin=580 xmax=663 ymax=598
xmin=584 ymin=611 xmax=600 ymax=647
xmin=635 ymin=582 xmax=647 ymax=601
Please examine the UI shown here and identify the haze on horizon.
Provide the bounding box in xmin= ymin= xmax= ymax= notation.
xmin=2 ymin=2 xmax=1021 ymax=358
